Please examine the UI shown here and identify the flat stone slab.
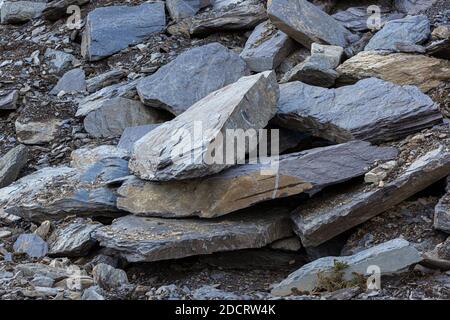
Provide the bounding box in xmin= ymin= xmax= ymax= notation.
xmin=271 ymin=238 xmax=422 ymax=296
xmin=81 ymin=3 xmax=166 ymax=61
xmin=336 ymin=51 xmax=450 ymax=93
xmin=130 ymin=71 xmax=279 ymax=181
xmin=137 ymin=43 xmax=249 ymax=116
xmin=273 ymin=77 xmax=442 ymax=143
xmin=117 ymin=124 xmax=160 ymax=153
xmin=0 ymin=158 xmax=129 ymax=222
xmin=1 ymin=1 xmax=46 ymax=24
xmin=70 ymin=145 xmax=128 ymax=169
xmin=364 ymin=15 xmax=430 ymax=52
xmin=86 ymin=69 xmax=126 ymax=93
xmin=13 ymin=234 xmax=48 ymax=258
xmin=267 ymin=0 xmax=357 ymax=49
xmin=93 ymin=206 xmax=293 ymax=262
xmin=0 ymin=145 xmax=28 ymax=188
xmin=394 ymin=0 xmax=437 ymax=15
xmin=15 ymin=118 xmax=62 ymax=145
xmin=240 ymin=20 xmax=294 ymax=72
xmin=50 ymin=68 xmax=86 ymax=95
xmin=166 ymin=0 xmax=210 ymax=20
xmin=292 ymin=139 xmax=450 ymax=247
xmin=118 ymin=141 xmax=397 ymax=218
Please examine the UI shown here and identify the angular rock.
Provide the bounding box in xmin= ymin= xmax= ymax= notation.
xmin=44 ymin=48 xmax=76 ymax=74
xmin=93 ymin=207 xmax=293 ymax=262
xmin=31 ymin=276 xmax=55 ymax=288
xmin=16 ymin=263 xmax=71 ymax=280
xmin=0 ymin=1 xmax=46 ymax=24
xmin=117 ymin=124 xmax=160 ymax=153
xmin=270 ymin=237 xmax=302 ymax=251
xmin=81 ymin=286 xmax=105 ymax=300
xmin=0 ymin=158 xmax=129 ymax=222
xmin=267 ymin=0 xmax=357 ymax=49
xmin=81 ymin=3 xmax=166 ymax=61
xmin=34 ymin=220 xmax=52 ymax=240
xmin=274 ymin=78 xmax=442 ymax=143
xmin=166 ymin=0 xmax=210 ymax=20
xmin=119 ymin=141 xmax=397 ymax=218
xmin=130 ymin=71 xmax=279 ymax=181
xmin=48 ymin=219 xmax=102 ymax=257
xmin=336 ymin=51 xmax=450 ymax=93
xmin=193 ymin=285 xmax=249 ymax=300
xmin=271 ymin=238 xmax=422 ymax=296
xmin=50 ymin=68 xmax=86 ymax=95
xmin=92 ymin=263 xmax=129 ymax=290
xmin=332 ymin=6 xmax=404 ymax=32
xmin=364 ymin=15 xmax=430 ymax=52
xmin=394 ymin=0 xmax=437 ymax=15
xmin=0 ymin=90 xmax=19 ymax=110
xmin=137 ymin=43 xmax=249 ymax=116
xmin=82 ymin=97 xmax=169 ymax=138
xmin=70 ymin=145 xmax=128 ymax=169
xmin=240 ymin=21 xmax=294 ymax=72
xmin=434 ymin=176 xmax=449 ymax=233
xmin=43 ymin=0 xmax=90 ymax=21
xmin=189 ymin=1 xmax=266 ymax=36
xmin=86 ymin=69 xmax=126 ymax=94
xmin=15 ymin=118 xmax=61 ymax=145
xmin=292 ymin=142 xmax=450 ymax=247
xmin=0 ymin=144 xmax=28 ymax=188
xmin=13 ymin=234 xmax=48 ymax=258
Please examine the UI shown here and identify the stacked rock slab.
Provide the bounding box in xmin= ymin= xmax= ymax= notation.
xmin=130 ymin=71 xmax=279 ymax=181
xmin=118 ymin=141 xmax=397 ymax=218
xmin=93 ymin=207 xmax=294 ymax=263
xmin=273 ymin=78 xmax=442 ymax=143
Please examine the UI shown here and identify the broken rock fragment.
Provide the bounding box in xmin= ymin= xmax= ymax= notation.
xmin=130 ymin=71 xmax=279 ymax=181
xmin=0 ymin=1 xmax=46 ymax=24
xmin=70 ymin=145 xmax=128 ymax=169
xmin=434 ymin=176 xmax=450 ymax=233
xmin=50 ymin=68 xmax=86 ymax=95
xmin=0 ymin=144 xmax=28 ymax=188
xmin=13 ymin=234 xmax=48 ymax=258
xmin=274 ymin=77 xmax=442 ymax=143
xmin=0 ymin=90 xmax=19 ymax=110
xmin=93 ymin=207 xmax=293 ymax=262
xmin=43 ymin=0 xmax=90 ymax=21
xmin=394 ymin=0 xmax=437 ymax=15
xmin=166 ymin=0 xmax=210 ymax=20
xmin=137 ymin=42 xmax=249 ymax=116
xmin=271 ymin=238 xmax=422 ymax=296
xmin=117 ymin=124 xmax=160 ymax=153
xmin=15 ymin=118 xmax=61 ymax=145
xmin=119 ymin=141 xmax=397 ymax=218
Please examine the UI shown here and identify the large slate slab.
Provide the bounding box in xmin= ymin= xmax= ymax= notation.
xmin=271 ymin=238 xmax=422 ymax=296
xmin=336 ymin=51 xmax=450 ymax=93
xmin=93 ymin=207 xmax=293 ymax=262
xmin=50 ymin=68 xmax=86 ymax=95
xmin=267 ymin=0 xmax=357 ymax=49
xmin=364 ymin=15 xmax=430 ymax=52
xmin=240 ymin=20 xmax=294 ymax=72
xmin=292 ymin=142 xmax=450 ymax=247
xmin=70 ymin=145 xmax=128 ymax=169
xmin=1 ymin=1 xmax=46 ymax=24
xmin=118 ymin=141 xmax=397 ymax=218
xmin=81 ymin=3 xmax=166 ymax=61
xmin=137 ymin=43 xmax=249 ymax=116
xmin=273 ymin=77 xmax=442 ymax=143
xmin=0 ymin=158 xmax=129 ymax=222
xmin=130 ymin=71 xmax=279 ymax=181
xmin=0 ymin=145 xmax=28 ymax=188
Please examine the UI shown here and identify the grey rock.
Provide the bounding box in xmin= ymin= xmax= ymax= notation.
xmin=44 ymin=48 xmax=76 ymax=74
xmin=394 ymin=0 xmax=437 ymax=15
xmin=273 ymin=77 xmax=442 ymax=143
xmin=81 ymin=3 xmax=166 ymax=61
xmin=119 ymin=141 xmax=397 ymax=218
xmin=130 ymin=71 xmax=278 ymax=181
xmin=189 ymin=1 xmax=266 ymax=36
xmin=267 ymin=0 xmax=357 ymax=49
xmin=50 ymin=68 xmax=86 ymax=95
xmin=71 ymin=145 xmax=128 ymax=169
xmin=426 ymin=38 xmax=450 ymax=59
xmin=31 ymin=276 xmax=55 ymax=288
xmin=365 ymin=15 xmax=430 ymax=52
xmin=0 ymin=144 xmax=28 ymax=188
xmin=434 ymin=176 xmax=449 ymax=233
xmin=34 ymin=220 xmax=52 ymax=240
xmin=48 ymin=219 xmax=102 ymax=257
xmin=86 ymin=69 xmax=126 ymax=94
xmin=117 ymin=124 xmax=160 ymax=153
xmin=166 ymin=0 xmax=210 ymax=20
xmin=92 ymin=263 xmax=129 ymax=290
xmin=332 ymin=6 xmax=405 ymax=32
xmin=43 ymin=0 xmax=90 ymax=21
xmin=270 ymin=237 xmax=302 ymax=252
xmin=16 ymin=263 xmax=71 ymax=281
xmin=81 ymin=286 xmax=105 ymax=300
xmin=93 ymin=206 xmax=293 ymax=262
xmin=13 ymin=234 xmax=48 ymax=258
xmin=292 ymin=145 xmax=450 ymax=247
xmin=0 ymin=90 xmax=19 ymax=110
xmin=137 ymin=43 xmax=249 ymax=116
xmin=82 ymin=97 xmax=169 ymax=138
xmin=240 ymin=20 xmax=294 ymax=72
xmin=0 ymin=1 xmax=46 ymax=24
xmin=0 ymin=158 xmax=129 ymax=222
xmin=212 ymin=0 xmax=244 ymax=10
xmin=272 ymin=239 xmax=422 ymax=296
xmin=15 ymin=118 xmax=61 ymax=145
xmin=193 ymin=285 xmax=250 ymax=300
